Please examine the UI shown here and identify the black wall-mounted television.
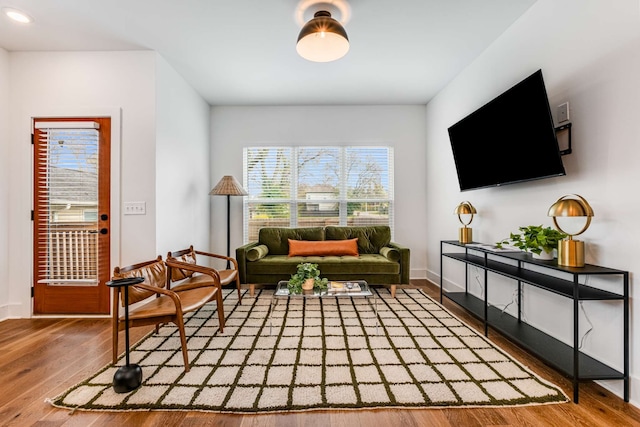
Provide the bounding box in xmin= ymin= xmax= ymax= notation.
xmin=448 ymin=69 xmax=565 ymax=192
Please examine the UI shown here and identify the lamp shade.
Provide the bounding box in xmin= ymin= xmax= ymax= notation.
xmin=209 ymin=176 xmax=248 ymax=196
xmin=547 ymin=194 xmax=593 ymax=237
xmin=296 ymin=10 xmax=349 ymax=62
xmin=454 ymin=201 xmax=477 ymax=217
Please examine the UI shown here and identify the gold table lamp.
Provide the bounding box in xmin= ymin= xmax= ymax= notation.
xmin=455 ymin=201 xmax=477 ymax=244
xmin=547 ymin=194 xmax=594 ymax=267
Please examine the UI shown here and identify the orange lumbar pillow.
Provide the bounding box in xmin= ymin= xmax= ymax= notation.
xmin=288 ymin=238 xmax=359 ymax=257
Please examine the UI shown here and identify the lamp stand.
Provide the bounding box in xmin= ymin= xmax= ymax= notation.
xmin=558 ymin=238 xmax=585 ymax=267
xmin=459 ymin=226 xmax=473 ymax=244
xmin=106 ymin=278 xmax=144 ymax=393
xmin=225 ymin=194 xmax=231 ymax=270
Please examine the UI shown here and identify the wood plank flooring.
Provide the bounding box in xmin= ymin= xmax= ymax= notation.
xmin=1 ymin=280 xmax=639 ymax=426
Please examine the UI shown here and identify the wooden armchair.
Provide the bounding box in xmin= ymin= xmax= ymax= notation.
xmin=166 ymin=245 xmax=242 ymax=304
xmin=111 ymin=256 xmax=223 ymax=372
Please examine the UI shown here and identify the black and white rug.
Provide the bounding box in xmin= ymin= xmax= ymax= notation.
xmin=51 ymin=288 xmax=568 ymax=413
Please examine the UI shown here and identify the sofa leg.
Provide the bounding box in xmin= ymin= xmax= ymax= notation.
xmin=249 ymin=284 xmax=255 ymax=297
xmin=390 ymin=284 xmax=397 ymax=298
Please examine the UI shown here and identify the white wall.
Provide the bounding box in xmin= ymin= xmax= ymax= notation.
xmin=155 ymin=55 xmax=211 ymax=257
xmin=210 ymin=105 xmax=428 ymax=277
xmin=7 ymin=51 xmax=157 ymax=318
xmin=425 ymin=0 xmax=640 ymax=405
xmin=0 ymin=47 xmax=9 ymax=319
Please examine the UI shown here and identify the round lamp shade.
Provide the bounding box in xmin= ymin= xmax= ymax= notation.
xmin=547 ymin=194 xmax=593 ymax=237
xmin=297 ymin=11 xmax=349 ymax=62
xmin=454 ymin=201 xmax=477 ymax=226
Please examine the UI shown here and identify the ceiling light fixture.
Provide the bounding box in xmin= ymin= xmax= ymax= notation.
xmin=2 ymin=7 xmax=33 ymax=24
xmin=295 ymin=1 xmax=350 ymax=62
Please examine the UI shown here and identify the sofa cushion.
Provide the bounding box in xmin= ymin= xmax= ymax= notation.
xmin=247 ymin=244 xmax=269 ymax=261
xmin=379 ymin=246 xmax=401 ymax=262
xmin=288 ymin=238 xmax=359 ymax=257
xmin=259 ymin=227 xmax=325 ymax=255
xmin=325 ymin=226 xmax=391 ymax=254
xmin=246 ymin=254 xmax=399 ymax=276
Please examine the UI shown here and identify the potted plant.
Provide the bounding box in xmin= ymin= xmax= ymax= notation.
xmin=288 ymin=262 xmax=328 ymax=293
xmin=496 ymin=225 xmax=567 ymax=260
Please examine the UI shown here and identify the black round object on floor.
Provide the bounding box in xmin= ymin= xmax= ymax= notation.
xmin=113 ymin=363 xmax=143 ymax=393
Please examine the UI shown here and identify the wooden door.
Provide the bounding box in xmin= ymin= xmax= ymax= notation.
xmin=33 ymin=117 xmax=111 ymax=314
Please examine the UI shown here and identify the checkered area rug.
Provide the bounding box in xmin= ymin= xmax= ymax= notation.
xmin=50 ymin=288 xmax=568 ymax=413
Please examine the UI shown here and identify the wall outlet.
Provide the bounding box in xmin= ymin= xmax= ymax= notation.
xmin=558 ymin=102 xmax=569 ymax=123
xmin=124 ymin=201 xmax=146 ymax=215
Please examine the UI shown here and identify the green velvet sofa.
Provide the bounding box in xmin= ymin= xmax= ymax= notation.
xmin=236 ymin=225 xmax=410 ymax=297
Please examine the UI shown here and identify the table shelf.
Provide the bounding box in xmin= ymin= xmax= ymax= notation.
xmin=440 ymin=240 xmax=629 ymax=403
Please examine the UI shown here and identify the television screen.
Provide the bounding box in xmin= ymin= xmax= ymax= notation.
xmin=448 ymin=69 xmax=566 ymax=192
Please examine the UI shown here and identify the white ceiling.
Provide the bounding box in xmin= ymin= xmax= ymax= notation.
xmin=0 ymin=0 xmax=536 ymax=106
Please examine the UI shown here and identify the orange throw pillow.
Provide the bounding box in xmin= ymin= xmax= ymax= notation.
xmin=288 ymin=238 xmax=359 ymax=257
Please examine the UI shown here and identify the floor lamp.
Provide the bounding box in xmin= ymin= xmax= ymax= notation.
xmin=210 ymin=175 xmax=248 ymax=269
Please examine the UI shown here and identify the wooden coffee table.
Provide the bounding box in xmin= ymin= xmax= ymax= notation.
xmin=269 ymin=280 xmax=379 ymax=335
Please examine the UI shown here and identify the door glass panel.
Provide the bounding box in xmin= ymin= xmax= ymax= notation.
xmin=35 ymin=127 xmax=99 ymax=286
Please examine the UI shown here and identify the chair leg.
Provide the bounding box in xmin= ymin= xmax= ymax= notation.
xmin=236 ymin=275 xmax=242 ymax=304
xmin=216 ymin=288 xmax=225 ymax=334
xmin=249 ymin=284 xmax=255 ymax=297
xmin=174 ymin=312 xmax=190 ymax=372
xmin=390 ymin=284 xmax=397 ymax=298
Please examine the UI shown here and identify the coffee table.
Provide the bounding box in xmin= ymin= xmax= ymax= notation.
xmin=269 ymin=280 xmax=379 ymax=335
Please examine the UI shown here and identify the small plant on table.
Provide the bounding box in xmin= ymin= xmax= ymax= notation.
xmin=287 ymin=262 xmax=328 ymax=294
xmin=496 ymin=225 xmax=567 ymax=256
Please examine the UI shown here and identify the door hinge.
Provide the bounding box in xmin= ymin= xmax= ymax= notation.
xmin=31 ymin=287 xmax=34 ymax=298
xmin=31 ymin=133 xmax=34 ymax=145
xmin=31 ymin=210 xmax=34 ymax=221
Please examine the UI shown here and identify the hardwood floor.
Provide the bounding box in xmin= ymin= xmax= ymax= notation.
xmin=1 ymin=280 xmax=639 ymax=426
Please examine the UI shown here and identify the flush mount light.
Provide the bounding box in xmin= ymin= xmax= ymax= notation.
xmin=295 ymin=0 xmax=351 ymax=63
xmin=2 ymin=7 xmax=33 ymax=23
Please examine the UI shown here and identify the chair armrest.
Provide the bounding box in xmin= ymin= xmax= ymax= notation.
xmin=388 ymin=242 xmax=410 ymax=284
xmin=193 ymin=249 xmax=239 ymax=271
xmin=235 ymin=241 xmax=260 ymax=284
xmin=165 ymin=259 xmax=221 ymax=288
xmin=132 ymin=283 xmax=183 ymax=311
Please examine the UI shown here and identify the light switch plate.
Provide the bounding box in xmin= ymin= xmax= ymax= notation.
xmin=124 ymin=201 xmax=146 ymax=215
xmin=558 ymin=102 xmax=569 ymax=123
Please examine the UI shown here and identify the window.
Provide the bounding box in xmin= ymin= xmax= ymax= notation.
xmin=243 ymin=146 xmax=394 ymax=242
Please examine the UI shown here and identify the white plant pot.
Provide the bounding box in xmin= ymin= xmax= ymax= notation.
xmin=532 ymin=248 xmax=554 ymax=260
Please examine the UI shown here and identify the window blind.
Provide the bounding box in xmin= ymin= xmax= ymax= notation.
xmin=34 ymin=123 xmax=100 ymax=285
xmin=243 ymin=146 xmax=393 ymax=242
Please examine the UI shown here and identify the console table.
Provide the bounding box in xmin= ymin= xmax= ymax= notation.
xmin=439 ymin=240 xmax=629 ymax=403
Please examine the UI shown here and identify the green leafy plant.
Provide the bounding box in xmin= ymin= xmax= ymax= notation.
xmin=287 ymin=262 xmax=328 ymax=294
xmin=496 ymin=225 xmax=567 ymax=255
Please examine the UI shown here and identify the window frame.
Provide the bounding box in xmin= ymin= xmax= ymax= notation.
xmin=243 ymin=146 xmax=394 ymax=243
